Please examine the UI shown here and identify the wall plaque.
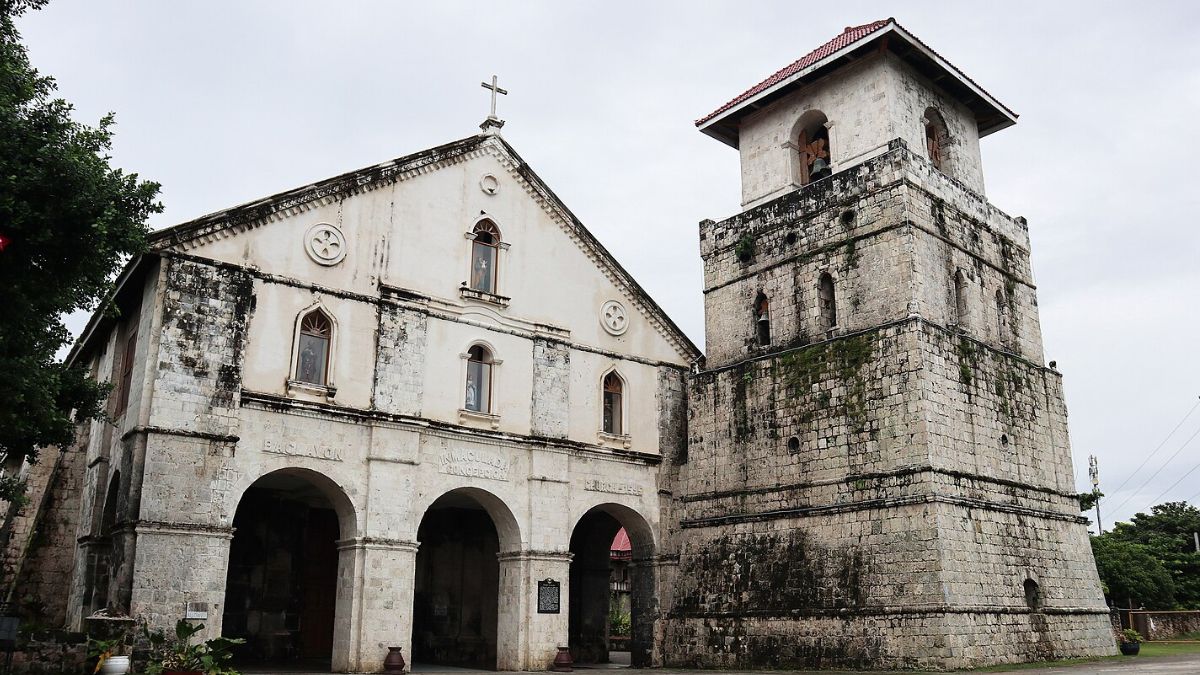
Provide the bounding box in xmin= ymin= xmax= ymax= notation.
xmin=537 ymin=579 xmax=561 ymax=614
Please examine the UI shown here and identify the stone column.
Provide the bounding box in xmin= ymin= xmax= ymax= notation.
xmin=126 ymin=521 xmax=233 ymax=640
xmin=497 ymin=551 xmax=572 ymax=671
xmin=335 ymin=538 xmax=419 ymax=673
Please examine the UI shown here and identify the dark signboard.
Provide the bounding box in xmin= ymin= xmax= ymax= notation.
xmin=537 ymin=579 xmax=561 ymax=614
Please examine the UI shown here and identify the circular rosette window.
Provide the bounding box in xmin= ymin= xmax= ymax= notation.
xmin=600 ymin=300 xmax=629 ymax=336
xmin=304 ymin=223 xmax=347 ymax=266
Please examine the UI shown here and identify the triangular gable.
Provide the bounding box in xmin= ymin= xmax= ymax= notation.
xmin=149 ymin=134 xmax=702 ymax=363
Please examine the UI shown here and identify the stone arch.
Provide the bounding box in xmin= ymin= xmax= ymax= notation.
xmin=414 ymin=485 xmax=521 ymax=553
xmin=791 ymin=109 xmax=832 ymax=185
xmin=568 ymin=502 xmax=656 ymax=667
xmin=411 ymin=486 xmax=522 ymax=669
xmin=221 ymin=467 xmax=358 ymax=668
xmin=229 ymin=466 xmax=359 ymax=539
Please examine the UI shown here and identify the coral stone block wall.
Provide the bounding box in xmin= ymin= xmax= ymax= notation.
xmin=667 ymin=142 xmax=1113 ymax=669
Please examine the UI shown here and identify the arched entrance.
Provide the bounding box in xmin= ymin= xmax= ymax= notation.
xmin=221 ymin=468 xmax=355 ymax=671
xmin=412 ymin=488 xmax=519 ymax=670
xmin=569 ymin=504 xmax=655 ymax=668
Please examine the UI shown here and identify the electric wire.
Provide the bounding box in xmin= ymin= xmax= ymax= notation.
xmin=1101 ymin=396 xmax=1200 ymax=504
xmin=1142 ymin=458 xmax=1200 ymax=512
xmin=1107 ymin=422 xmax=1200 ymax=517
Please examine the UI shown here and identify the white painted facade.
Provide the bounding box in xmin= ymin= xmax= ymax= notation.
xmin=55 ymin=133 xmax=696 ymax=672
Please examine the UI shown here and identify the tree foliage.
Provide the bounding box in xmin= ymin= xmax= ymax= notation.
xmin=0 ymin=0 xmax=161 ymax=499
xmin=1092 ymin=501 xmax=1200 ymax=609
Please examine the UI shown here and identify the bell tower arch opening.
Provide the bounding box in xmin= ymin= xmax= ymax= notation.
xmin=568 ymin=504 xmax=655 ymax=668
xmin=412 ymin=487 xmax=520 ymax=670
xmin=221 ymin=468 xmax=355 ymax=671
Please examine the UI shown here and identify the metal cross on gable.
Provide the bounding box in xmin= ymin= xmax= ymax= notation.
xmin=480 ymin=74 xmax=508 ymax=132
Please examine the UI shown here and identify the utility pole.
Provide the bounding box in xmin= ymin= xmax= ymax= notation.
xmin=1089 ymin=455 xmax=1102 ymax=534
xmin=1193 ymin=531 xmax=1198 ymax=553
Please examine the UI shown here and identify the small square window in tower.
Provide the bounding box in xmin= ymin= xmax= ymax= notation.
xmin=465 ymin=345 xmax=493 ymax=413
xmin=602 ymin=372 xmax=623 ymax=435
xmin=470 ymin=220 xmax=502 ymax=294
xmin=296 ymin=311 xmax=332 ymax=386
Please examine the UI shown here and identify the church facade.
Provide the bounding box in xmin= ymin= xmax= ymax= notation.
xmin=2 ymin=19 xmax=1114 ymax=672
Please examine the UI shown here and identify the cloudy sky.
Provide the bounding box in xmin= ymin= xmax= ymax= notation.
xmin=18 ymin=1 xmax=1199 ymax=528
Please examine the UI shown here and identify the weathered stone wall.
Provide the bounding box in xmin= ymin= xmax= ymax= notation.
xmin=675 ymin=140 xmax=1113 ymax=668
xmin=373 ymin=302 xmax=428 ymax=416
xmin=1131 ymin=611 xmax=1200 ymax=641
xmin=1 ymin=444 xmax=86 ymax=628
xmin=531 ymin=338 xmax=570 ymax=438
xmin=129 ymin=256 xmax=254 ymax=635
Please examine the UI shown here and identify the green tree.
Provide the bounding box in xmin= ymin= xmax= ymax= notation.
xmin=1107 ymin=502 xmax=1200 ymax=608
xmin=1090 ymin=535 xmax=1176 ymax=609
xmin=0 ymin=0 xmax=161 ymax=499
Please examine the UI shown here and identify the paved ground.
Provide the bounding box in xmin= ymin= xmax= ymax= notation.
xmin=240 ymin=650 xmax=1200 ymax=675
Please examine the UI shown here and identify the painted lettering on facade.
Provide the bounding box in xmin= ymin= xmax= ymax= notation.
xmin=584 ymin=478 xmax=641 ymax=495
xmin=439 ymin=449 xmax=509 ymax=481
xmin=263 ymin=437 xmax=343 ymax=461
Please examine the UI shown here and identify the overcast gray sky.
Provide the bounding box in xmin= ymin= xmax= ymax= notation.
xmin=19 ymin=1 xmax=1200 ymax=528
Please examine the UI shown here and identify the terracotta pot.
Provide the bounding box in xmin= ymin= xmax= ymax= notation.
xmin=552 ymin=645 xmax=574 ymax=672
xmin=384 ymin=646 xmax=406 ymax=673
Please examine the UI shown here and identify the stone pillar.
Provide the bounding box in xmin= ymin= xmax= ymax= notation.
xmin=497 ymin=551 xmax=572 ymax=671
xmin=335 ymin=538 xmax=419 ymax=673
xmin=127 ymin=522 xmax=233 ymax=640
xmin=628 ymin=557 xmax=658 ymax=668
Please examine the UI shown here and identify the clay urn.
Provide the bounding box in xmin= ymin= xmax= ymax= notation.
xmin=384 ymin=646 xmax=407 ymax=673
xmin=552 ymin=645 xmax=574 ymax=672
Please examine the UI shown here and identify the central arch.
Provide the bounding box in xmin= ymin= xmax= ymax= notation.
xmin=221 ymin=468 xmax=356 ymax=672
xmin=412 ymin=487 xmax=520 ymax=670
xmin=568 ymin=503 xmax=655 ymax=668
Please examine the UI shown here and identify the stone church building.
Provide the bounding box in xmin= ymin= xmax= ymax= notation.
xmin=2 ymin=19 xmax=1115 ymax=672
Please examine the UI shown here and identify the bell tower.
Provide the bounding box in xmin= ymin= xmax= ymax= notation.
xmin=666 ymin=19 xmax=1115 ymax=670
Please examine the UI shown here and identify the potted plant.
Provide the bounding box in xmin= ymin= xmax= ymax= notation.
xmin=143 ymin=619 xmax=244 ymax=675
xmin=1119 ymin=628 xmax=1142 ymax=656
xmin=88 ymin=636 xmax=130 ymax=674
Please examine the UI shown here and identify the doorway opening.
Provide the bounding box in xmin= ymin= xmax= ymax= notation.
xmin=222 ymin=470 xmax=348 ymax=671
xmin=412 ymin=489 xmax=512 ymax=670
xmin=569 ymin=505 xmax=654 ymax=668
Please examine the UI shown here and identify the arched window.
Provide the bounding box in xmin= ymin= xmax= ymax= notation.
xmin=953 ymin=269 xmax=968 ymax=328
xmin=295 ymin=310 xmax=332 ymax=386
xmin=754 ymin=292 xmax=771 ymax=346
xmin=469 ymin=220 xmax=502 ymax=294
xmin=995 ymin=289 xmax=1008 ymax=344
xmin=794 ymin=110 xmax=832 ymax=185
xmin=1023 ymin=579 xmax=1041 ymax=609
xmin=465 ymin=345 xmax=494 ymax=413
xmin=923 ymin=107 xmax=950 ymax=174
xmin=602 ymin=372 xmax=624 ymax=435
xmin=818 ymin=273 xmax=837 ymax=330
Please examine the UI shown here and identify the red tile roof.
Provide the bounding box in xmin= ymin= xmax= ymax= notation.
xmin=696 ymin=19 xmax=892 ymax=127
xmin=611 ymin=527 xmax=631 ymax=553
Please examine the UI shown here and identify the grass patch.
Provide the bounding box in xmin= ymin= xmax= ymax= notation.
xmin=962 ymin=641 xmax=1200 ymax=672
xmin=1141 ymin=641 xmax=1200 ymax=656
